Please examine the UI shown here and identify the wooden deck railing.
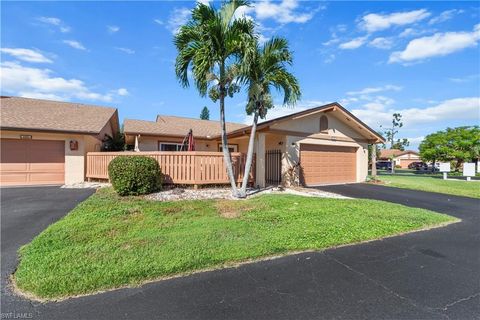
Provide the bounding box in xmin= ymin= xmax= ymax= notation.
xmin=86 ymin=151 xmax=255 ymax=185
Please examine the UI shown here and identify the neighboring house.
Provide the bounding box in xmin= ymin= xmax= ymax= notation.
xmin=379 ymin=149 xmax=420 ymax=168
xmin=0 ymin=96 xmax=119 ymax=186
xmin=124 ymin=102 xmax=385 ymax=187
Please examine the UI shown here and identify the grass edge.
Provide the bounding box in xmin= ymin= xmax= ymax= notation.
xmin=10 ymin=218 xmax=460 ymax=303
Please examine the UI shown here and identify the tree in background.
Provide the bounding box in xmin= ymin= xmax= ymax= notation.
xmin=200 ymin=106 xmax=210 ymax=120
xmin=381 ymin=113 xmax=409 ymax=150
xmin=102 ymin=132 xmax=125 ymax=151
xmin=237 ymin=37 xmax=301 ymax=196
xmin=102 ymin=125 xmax=125 ymax=151
xmin=419 ymin=126 xmax=480 ymax=171
xmin=174 ymin=0 xmax=255 ymax=197
xmin=392 ymin=138 xmax=410 ymax=151
xmin=381 ymin=113 xmax=409 ymax=173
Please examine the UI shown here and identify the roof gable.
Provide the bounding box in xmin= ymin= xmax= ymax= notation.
xmin=0 ymin=96 xmax=118 ymax=135
xmin=226 ymin=103 xmax=385 ymax=143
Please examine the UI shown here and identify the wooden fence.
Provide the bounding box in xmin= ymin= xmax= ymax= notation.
xmin=86 ymin=151 xmax=255 ymax=186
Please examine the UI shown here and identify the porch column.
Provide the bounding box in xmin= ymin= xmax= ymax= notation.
xmin=134 ymin=135 xmax=140 ymax=152
xmin=371 ymin=144 xmax=377 ymax=177
xmin=255 ymin=132 xmax=266 ymax=188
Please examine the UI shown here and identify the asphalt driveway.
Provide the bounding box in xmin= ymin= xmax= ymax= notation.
xmin=1 ymin=184 xmax=479 ymax=319
xmin=1 ymin=187 xmax=94 ymax=319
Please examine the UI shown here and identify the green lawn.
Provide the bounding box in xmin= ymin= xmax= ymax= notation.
xmin=15 ymin=188 xmax=456 ymax=300
xmin=374 ymin=174 xmax=480 ymax=198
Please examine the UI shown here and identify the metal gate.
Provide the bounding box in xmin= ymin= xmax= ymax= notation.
xmin=265 ymin=149 xmax=282 ymax=185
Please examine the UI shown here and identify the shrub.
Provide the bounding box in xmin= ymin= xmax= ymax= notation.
xmin=108 ymin=156 xmax=162 ymax=196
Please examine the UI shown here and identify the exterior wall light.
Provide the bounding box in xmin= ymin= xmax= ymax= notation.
xmin=69 ymin=140 xmax=79 ymax=151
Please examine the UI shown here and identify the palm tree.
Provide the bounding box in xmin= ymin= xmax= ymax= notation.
xmin=174 ymin=0 xmax=255 ymax=197
xmin=238 ymin=37 xmax=301 ymax=197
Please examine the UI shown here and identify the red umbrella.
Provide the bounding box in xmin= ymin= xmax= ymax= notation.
xmin=187 ymin=129 xmax=195 ymax=151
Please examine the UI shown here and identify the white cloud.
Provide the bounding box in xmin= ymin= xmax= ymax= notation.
xmin=339 ymin=36 xmax=368 ymax=49
xmin=360 ymin=9 xmax=431 ymax=33
xmin=323 ymin=37 xmax=340 ymax=46
xmin=448 ymin=74 xmax=479 ymax=83
xmin=153 ymin=19 xmax=164 ymax=25
xmin=323 ymin=25 xmax=348 ymax=47
xmin=351 ymin=97 xmax=480 ymax=128
xmin=63 ymin=40 xmax=87 ymax=51
xmin=429 ymin=9 xmax=464 ymax=25
xmin=252 ymin=0 xmax=318 ymax=24
xmin=407 ymin=136 xmax=425 ymax=144
xmin=37 ymin=16 xmax=61 ymax=25
xmin=37 ymin=16 xmax=71 ymax=33
xmin=197 ymin=0 xmax=210 ymax=5
xmin=167 ymin=8 xmax=191 ymax=34
xmin=324 ymin=54 xmax=335 ymax=64
xmin=389 ymin=24 xmax=480 ymax=64
xmin=347 ymin=85 xmax=402 ymax=96
xmin=0 ymin=61 xmax=126 ymax=103
xmin=0 ymin=48 xmax=53 ymax=63
xmin=336 ymin=24 xmax=347 ymax=33
xmin=399 ymin=27 xmax=434 ymax=38
xmin=116 ymin=88 xmax=129 ymax=96
xmin=369 ymin=37 xmax=394 ymax=49
xmin=238 ymin=0 xmax=322 ymax=25
xmin=107 ymin=25 xmax=120 ymax=33
xmin=115 ymin=47 xmax=135 ymax=54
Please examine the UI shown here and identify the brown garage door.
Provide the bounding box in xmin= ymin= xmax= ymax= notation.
xmin=300 ymin=144 xmax=357 ymax=186
xmin=0 ymin=139 xmax=65 ymax=186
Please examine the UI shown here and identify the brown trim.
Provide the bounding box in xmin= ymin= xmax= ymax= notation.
xmin=268 ymin=128 xmax=371 ymax=144
xmin=124 ymin=132 xmax=215 ymax=140
xmin=217 ymin=143 xmax=239 ymax=152
xmin=0 ymin=127 xmax=100 ymax=136
xmin=216 ymin=102 xmax=385 ymax=143
xmin=291 ymin=106 xmax=335 ymax=120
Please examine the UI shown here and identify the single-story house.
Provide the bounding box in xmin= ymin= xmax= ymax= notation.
xmin=0 ymin=96 xmax=119 ymax=186
xmin=379 ymin=149 xmax=421 ymax=168
xmin=124 ymin=102 xmax=385 ymax=187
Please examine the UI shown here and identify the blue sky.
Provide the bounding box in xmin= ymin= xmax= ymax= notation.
xmin=1 ymin=0 xmax=479 ymax=149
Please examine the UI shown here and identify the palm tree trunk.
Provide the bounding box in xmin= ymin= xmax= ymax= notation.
xmin=239 ymin=108 xmax=259 ymax=197
xmin=219 ymin=63 xmax=240 ymax=197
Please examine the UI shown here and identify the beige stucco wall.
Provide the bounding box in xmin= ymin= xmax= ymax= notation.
xmin=273 ymin=111 xmax=370 ymax=184
xmin=395 ymin=153 xmax=420 ymax=160
xmin=136 ymin=135 xmax=255 ymax=153
xmin=0 ymin=130 xmax=96 ymax=184
xmin=136 ymin=136 xmax=218 ymax=151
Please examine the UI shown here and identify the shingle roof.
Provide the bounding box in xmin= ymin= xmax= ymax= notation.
xmin=124 ymin=116 xmax=247 ymax=139
xmin=0 ymin=96 xmax=117 ymax=134
xmin=379 ymin=149 xmax=419 ymax=159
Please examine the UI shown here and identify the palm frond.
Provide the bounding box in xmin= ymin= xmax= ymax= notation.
xmin=220 ymin=0 xmax=250 ymax=29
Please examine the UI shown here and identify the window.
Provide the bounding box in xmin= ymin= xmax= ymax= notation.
xmin=218 ymin=144 xmax=238 ymax=152
xmin=320 ymin=115 xmax=328 ymax=132
xmin=159 ymin=142 xmax=183 ymax=151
